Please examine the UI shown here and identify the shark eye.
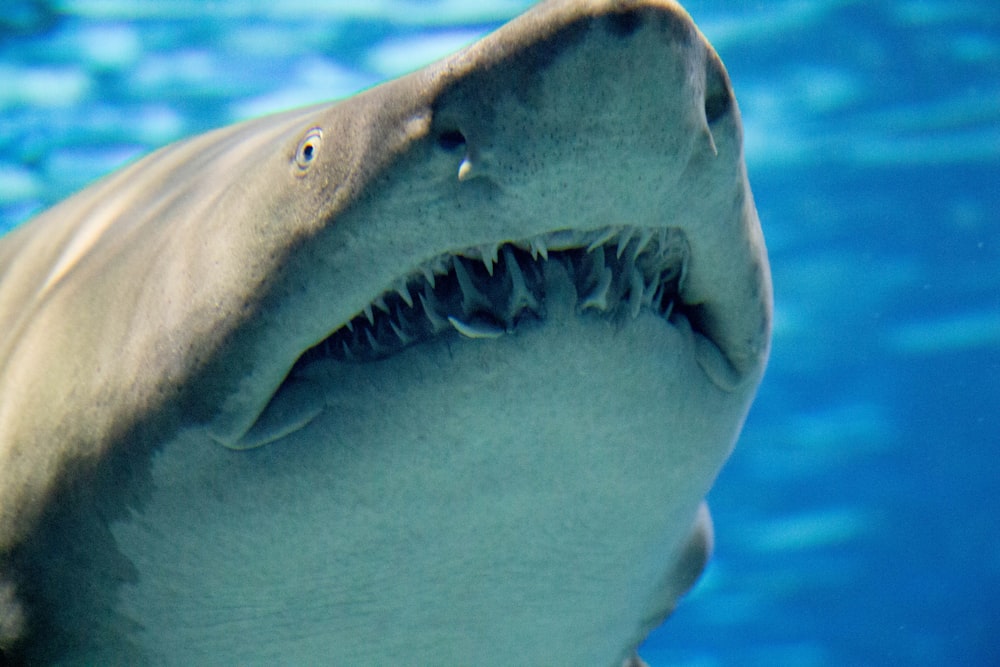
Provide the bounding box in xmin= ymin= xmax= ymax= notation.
xmin=295 ymin=127 xmax=323 ymax=171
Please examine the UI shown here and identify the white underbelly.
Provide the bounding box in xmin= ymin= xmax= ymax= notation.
xmin=110 ymin=277 xmax=743 ymax=665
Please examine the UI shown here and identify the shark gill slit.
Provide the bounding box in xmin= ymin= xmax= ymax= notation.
xmin=294 ymin=225 xmax=692 ymax=367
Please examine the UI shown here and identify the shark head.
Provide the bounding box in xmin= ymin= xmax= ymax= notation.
xmin=0 ymin=0 xmax=770 ymax=663
xmin=200 ymin=0 xmax=771 ymax=449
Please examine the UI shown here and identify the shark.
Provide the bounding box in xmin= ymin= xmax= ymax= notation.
xmin=0 ymin=0 xmax=771 ymax=664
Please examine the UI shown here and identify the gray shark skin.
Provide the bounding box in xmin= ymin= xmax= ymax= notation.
xmin=0 ymin=0 xmax=770 ymax=664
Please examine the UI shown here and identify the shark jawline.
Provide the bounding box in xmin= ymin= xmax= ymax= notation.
xmin=296 ymin=225 xmax=691 ymax=367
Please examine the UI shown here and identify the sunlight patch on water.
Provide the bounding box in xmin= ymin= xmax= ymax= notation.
xmin=59 ymin=0 xmax=532 ymax=25
xmin=72 ymin=24 xmax=142 ymax=70
xmin=132 ymin=49 xmax=219 ymax=90
xmin=889 ymin=310 xmax=1000 ymax=354
xmin=269 ymin=0 xmax=533 ymax=24
xmin=0 ymin=65 xmax=90 ymax=109
xmin=367 ymin=30 xmax=487 ymax=77
xmin=231 ymin=59 xmax=375 ymax=119
xmin=44 ymin=145 xmax=145 ymax=194
xmin=778 ymin=402 xmax=896 ymax=461
xmin=0 ymin=165 xmax=40 ymax=202
xmin=894 ymin=0 xmax=995 ymax=26
xmin=743 ymin=85 xmax=1000 ymax=169
xmin=696 ymin=0 xmax=837 ymax=51
xmin=748 ymin=508 xmax=870 ymax=553
xmin=950 ymin=31 xmax=1000 ymax=63
xmin=129 ymin=105 xmax=186 ymax=145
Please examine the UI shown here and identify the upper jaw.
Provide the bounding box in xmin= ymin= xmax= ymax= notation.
xmin=294 ymin=225 xmax=689 ymax=365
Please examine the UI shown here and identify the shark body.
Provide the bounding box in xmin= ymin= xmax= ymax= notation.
xmin=0 ymin=1 xmax=771 ymax=663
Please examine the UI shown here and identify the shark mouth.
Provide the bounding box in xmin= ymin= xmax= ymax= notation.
xmin=297 ymin=226 xmax=689 ymax=366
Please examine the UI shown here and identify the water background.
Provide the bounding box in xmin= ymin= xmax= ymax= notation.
xmin=2 ymin=1 xmax=998 ymax=664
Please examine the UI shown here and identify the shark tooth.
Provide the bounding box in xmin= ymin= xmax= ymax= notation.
xmin=586 ymin=227 xmax=618 ymax=252
xmin=616 ymin=228 xmax=634 ymax=259
xmin=389 ymin=319 xmax=413 ymax=345
xmin=452 ymin=257 xmax=492 ymax=313
xmin=395 ymin=281 xmax=414 ymax=307
xmin=363 ymin=327 xmax=383 ymax=355
xmin=530 ymin=236 xmax=548 ymax=261
xmin=632 ymin=228 xmax=655 ymax=263
xmin=447 ymin=315 xmax=505 ymax=339
xmin=628 ymin=268 xmax=644 ymax=319
xmin=420 ymin=264 xmax=436 ymax=288
xmin=579 ymin=266 xmax=614 ymax=312
xmin=502 ymin=246 xmax=540 ymax=318
xmin=480 ymin=244 xmax=499 ymax=276
xmin=418 ymin=289 xmax=449 ymax=333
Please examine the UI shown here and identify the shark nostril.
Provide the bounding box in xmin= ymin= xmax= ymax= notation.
xmin=704 ymin=87 xmax=730 ymax=125
xmin=437 ymin=129 xmax=466 ymax=151
xmin=703 ymin=57 xmax=731 ymax=125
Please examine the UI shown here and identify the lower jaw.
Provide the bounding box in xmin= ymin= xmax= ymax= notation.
xmin=104 ymin=263 xmax=744 ymax=665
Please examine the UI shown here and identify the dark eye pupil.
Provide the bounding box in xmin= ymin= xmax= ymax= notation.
xmin=295 ymin=128 xmax=323 ymax=171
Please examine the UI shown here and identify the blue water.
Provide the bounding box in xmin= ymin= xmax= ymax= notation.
xmin=2 ymin=1 xmax=998 ymax=664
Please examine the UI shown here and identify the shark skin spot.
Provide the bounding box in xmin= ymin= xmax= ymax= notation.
xmin=0 ymin=0 xmax=771 ymax=664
